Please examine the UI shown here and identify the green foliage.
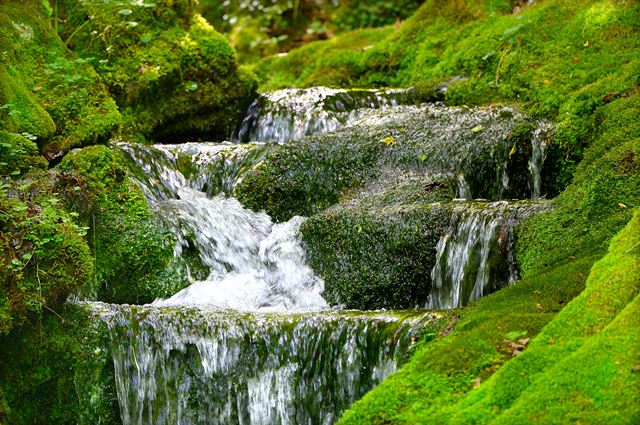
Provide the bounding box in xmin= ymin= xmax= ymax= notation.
xmin=0 ymin=0 xmax=121 ymax=158
xmin=0 ymin=172 xmax=93 ymax=335
xmin=59 ymin=0 xmax=257 ymax=141
xmin=0 ymin=131 xmax=48 ymax=178
xmin=59 ymin=145 xmax=189 ymax=304
xmin=199 ymin=0 xmax=422 ymax=63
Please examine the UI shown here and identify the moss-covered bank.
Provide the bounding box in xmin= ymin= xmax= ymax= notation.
xmin=339 ymin=209 xmax=639 ymax=424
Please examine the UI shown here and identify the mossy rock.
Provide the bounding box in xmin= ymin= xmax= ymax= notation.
xmin=236 ymin=104 xmax=540 ymax=222
xmin=58 ymin=145 xmax=189 ymax=304
xmin=0 ymin=302 xmax=120 ymax=425
xmin=302 ymin=203 xmax=450 ymax=309
xmin=59 ymin=0 xmax=257 ymax=142
xmin=0 ymin=0 xmax=121 ymax=159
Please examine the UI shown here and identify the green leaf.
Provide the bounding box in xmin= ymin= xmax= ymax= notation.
xmin=140 ymin=33 xmax=153 ymax=43
xmin=22 ymin=253 xmax=32 ymax=261
xmin=506 ymin=330 xmax=528 ymax=340
xmin=118 ymin=9 xmax=133 ymax=16
xmin=472 ymin=125 xmax=484 ymax=133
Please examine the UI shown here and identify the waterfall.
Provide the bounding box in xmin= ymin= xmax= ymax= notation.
xmin=234 ymin=87 xmax=408 ymax=143
xmin=91 ymin=88 xmax=554 ymax=424
xmin=91 ymin=303 xmax=436 ymax=425
xmin=528 ymin=122 xmax=552 ymax=200
xmin=428 ymin=201 xmax=545 ymax=309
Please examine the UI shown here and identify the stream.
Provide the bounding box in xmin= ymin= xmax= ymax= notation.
xmin=88 ymin=87 xmax=551 ymax=424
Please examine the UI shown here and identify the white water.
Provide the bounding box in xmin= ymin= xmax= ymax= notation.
xmin=234 ymin=87 xmax=407 ymax=143
xmin=154 ymin=189 xmax=326 ymax=310
xmin=92 ymin=303 xmax=435 ymax=425
xmin=528 ymin=122 xmax=552 ymax=199
xmin=428 ymin=201 xmax=543 ymax=309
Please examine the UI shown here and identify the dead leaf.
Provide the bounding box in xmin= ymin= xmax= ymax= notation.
xmin=440 ymin=314 xmax=459 ymax=336
xmin=473 ymin=377 xmax=482 ymax=388
xmin=618 ymin=203 xmax=628 ymax=209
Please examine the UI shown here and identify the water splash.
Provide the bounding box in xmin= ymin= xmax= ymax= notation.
xmin=154 ymin=191 xmax=326 ymax=311
xmin=90 ymin=302 xmax=438 ymax=425
xmin=235 ymin=87 xmax=408 ymax=143
xmin=428 ymin=201 xmax=545 ymax=309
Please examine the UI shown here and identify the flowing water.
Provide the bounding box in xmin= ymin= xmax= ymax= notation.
xmin=234 ymin=87 xmax=409 ymax=143
xmin=528 ymin=122 xmax=552 ymax=200
xmin=88 ymin=87 xmax=552 ymax=424
xmin=428 ymin=201 xmax=545 ymax=309
xmin=91 ymin=303 xmax=436 ymax=425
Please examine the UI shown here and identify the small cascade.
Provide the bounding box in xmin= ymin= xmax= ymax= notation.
xmin=117 ymin=143 xmax=326 ymax=311
xmin=91 ymin=302 xmax=436 ymax=425
xmin=234 ymin=87 xmax=408 ymax=143
xmin=456 ymin=173 xmax=473 ymax=200
xmin=118 ymin=142 xmax=268 ymax=203
xmin=528 ymin=122 xmax=552 ymax=199
xmin=428 ymin=201 xmax=545 ymax=309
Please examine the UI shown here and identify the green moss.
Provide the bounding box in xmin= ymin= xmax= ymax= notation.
xmin=302 ymin=204 xmax=450 ymax=309
xmin=338 ymin=254 xmax=595 ymax=424
xmin=59 ymin=145 xmax=188 ymax=304
xmin=440 ymin=210 xmax=640 ymax=424
xmin=255 ymin=26 xmax=393 ymax=90
xmin=517 ymin=95 xmax=640 ymax=275
xmin=0 ymin=303 xmax=120 ymax=425
xmin=59 ymin=0 xmax=257 ymax=142
xmin=236 ymin=130 xmax=382 ymax=222
xmin=0 ymin=0 xmax=121 ymax=158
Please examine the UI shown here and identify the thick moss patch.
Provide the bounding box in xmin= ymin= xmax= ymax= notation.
xmin=59 ymin=145 xmax=189 ymax=304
